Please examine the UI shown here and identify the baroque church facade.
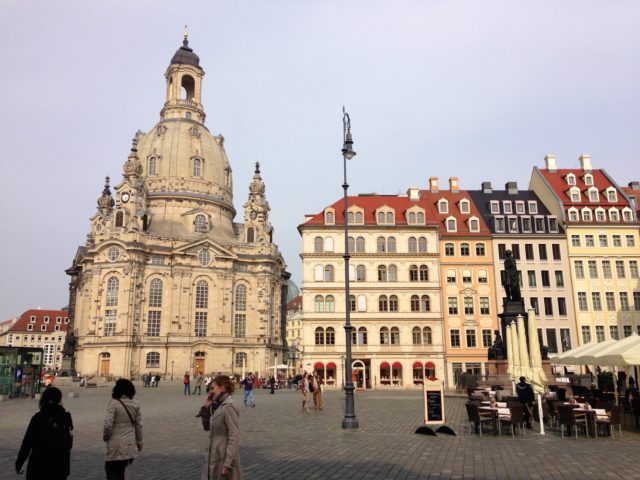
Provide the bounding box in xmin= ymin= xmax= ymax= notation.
xmin=66 ymin=36 xmax=289 ymax=379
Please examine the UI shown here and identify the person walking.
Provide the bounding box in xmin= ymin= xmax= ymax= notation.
xmin=199 ymin=375 xmax=244 ymax=480
xmin=312 ymin=372 xmax=323 ymax=410
xmin=183 ymin=371 xmax=191 ymax=396
xmin=103 ymin=379 xmax=143 ymax=480
xmin=241 ymin=373 xmax=256 ymax=407
xmin=269 ymin=375 xmax=276 ymax=395
xmin=194 ymin=372 xmax=204 ymax=395
xmin=149 ymin=373 xmax=156 ymax=388
xmin=515 ymin=376 xmax=534 ymax=429
xmin=154 ymin=374 xmax=160 ymax=388
xmin=300 ymin=372 xmax=310 ymax=412
xmin=15 ymin=387 xmax=73 ymax=479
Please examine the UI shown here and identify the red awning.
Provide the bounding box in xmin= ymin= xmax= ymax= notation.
xmin=413 ymin=361 xmax=423 ymax=368
xmin=314 ymin=362 xmax=324 ymax=369
xmin=392 ymin=362 xmax=402 ymax=369
xmin=326 ymin=362 xmax=336 ymax=369
xmin=425 ymin=361 xmax=436 ymax=369
xmin=380 ymin=362 xmax=390 ymax=369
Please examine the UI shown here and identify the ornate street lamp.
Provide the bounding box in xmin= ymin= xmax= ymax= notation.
xmin=341 ymin=107 xmax=359 ymax=429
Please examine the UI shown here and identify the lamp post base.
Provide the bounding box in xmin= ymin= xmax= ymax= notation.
xmin=342 ymin=417 xmax=360 ymax=429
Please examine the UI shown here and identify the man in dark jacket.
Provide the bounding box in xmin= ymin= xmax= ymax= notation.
xmin=516 ymin=376 xmax=535 ymax=429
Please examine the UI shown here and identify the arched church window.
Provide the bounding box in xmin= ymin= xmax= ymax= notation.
xmin=181 ymin=75 xmax=195 ymax=100
xmin=146 ymin=352 xmax=160 ymax=368
xmin=192 ymin=158 xmax=202 ymax=177
xmin=235 ymin=284 xmax=247 ymax=311
xmin=247 ymin=227 xmax=255 ymax=243
xmin=115 ymin=211 xmax=124 ymax=228
xmin=149 ymin=279 xmax=163 ymax=308
xmin=194 ymin=214 xmax=207 ymax=233
xmin=148 ymin=156 xmax=158 ymax=176
xmin=198 ymin=249 xmax=210 ymax=267
xmin=105 ymin=277 xmax=119 ymax=307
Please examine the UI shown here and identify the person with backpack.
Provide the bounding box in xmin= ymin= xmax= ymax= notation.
xmin=241 ymin=372 xmax=256 ymax=407
xmin=183 ymin=371 xmax=191 ymax=395
xmin=15 ymin=386 xmax=73 ymax=479
xmin=103 ymin=379 xmax=143 ymax=480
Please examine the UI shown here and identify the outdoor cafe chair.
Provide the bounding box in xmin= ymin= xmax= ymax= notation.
xmin=497 ymin=407 xmax=515 ymax=438
xmin=508 ymin=404 xmax=526 ymax=436
xmin=595 ymin=406 xmax=622 ymax=438
xmin=547 ymin=400 xmax=561 ymax=428
xmin=465 ymin=403 xmax=494 ymax=436
xmin=557 ymin=405 xmax=589 ymax=439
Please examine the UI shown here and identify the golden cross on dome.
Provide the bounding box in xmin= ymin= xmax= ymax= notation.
xmin=184 ymin=25 xmax=189 ymax=41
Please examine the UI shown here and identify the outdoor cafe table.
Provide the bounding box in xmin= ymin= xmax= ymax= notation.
xmin=479 ymin=406 xmax=509 ymax=435
xmin=572 ymin=407 xmax=598 ymax=438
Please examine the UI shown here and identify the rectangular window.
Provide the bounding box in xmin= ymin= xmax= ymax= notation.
xmin=195 ymin=312 xmax=207 ymax=337
xmin=482 ymin=329 xmax=492 ymax=348
xmin=515 ymin=201 xmax=525 ymax=214
xmin=634 ymin=292 xmax=640 ymax=311
xmin=527 ymin=271 xmax=537 ymax=287
xmin=603 ymin=292 xmax=615 ymax=311
xmin=535 ymin=217 xmax=545 ymax=232
xmin=503 ymin=201 xmax=512 ymax=214
xmin=450 ymin=329 xmax=461 ymax=348
xmin=147 ymin=311 xmax=161 ymax=337
xmin=490 ymin=201 xmax=500 ymax=214
xmin=582 ymin=326 xmax=591 ymax=344
xmin=104 ymin=310 xmax=117 ymax=337
xmin=624 ymin=325 xmax=633 ymax=338
xmin=558 ymin=297 xmax=567 ymax=316
xmin=448 ymin=297 xmax=458 ymax=315
xmin=616 ymin=261 xmax=626 ymax=278
xmin=571 ymin=235 xmax=580 ymax=247
xmin=524 ymin=244 xmax=534 ymax=261
xmin=591 ymin=292 xmax=602 ymax=311
xmin=599 ymin=234 xmax=608 ymax=247
xmin=612 ymin=235 xmax=622 ymax=247
xmin=511 ymin=244 xmax=521 ymax=260
xmin=508 ymin=217 xmax=519 ymax=233
xmin=610 ymin=326 xmax=619 ymax=340
xmin=498 ymin=243 xmax=506 ymax=260
xmin=495 ymin=217 xmax=505 ymax=232
xmin=577 ymin=292 xmax=588 ymax=311
xmin=620 ymin=292 xmax=630 ymax=311
xmin=548 ymin=217 xmax=558 ymax=232
xmin=574 ymin=261 xmax=584 ymax=279
xmin=585 ymin=235 xmax=595 ymax=247
xmin=538 ymin=244 xmax=548 ymax=260
xmin=555 ymin=271 xmax=564 ymax=287
xmin=602 ymin=260 xmax=612 ymax=279
xmin=466 ymin=329 xmax=477 ymax=348
xmin=521 ymin=217 xmax=532 ymax=232
xmin=546 ymin=329 xmax=558 ymax=353
xmin=552 ymin=244 xmax=561 ymax=260
xmin=464 ymin=297 xmax=474 ymax=315
xmin=234 ymin=314 xmax=246 ymax=338
xmin=480 ymin=297 xmax=490 ymax=315
xmin=630 ymin=261 xmax=639 ymax=279
xmin=595 ymin=326 xmax=605 ymax=342
xmin=530 ymin=297 xmax=539 ymax=315
xmin=626 ymin=235 xmax=636 ymax=247
xmin=544 ymin=297 xmax=553 ymax=316
xmin=588 ymin=261 xmax=598 ymax=279
xmin=560 ymin=329 xmax=571 ymax=352
xmin=541 ymin=271 xmax=550 ymax=287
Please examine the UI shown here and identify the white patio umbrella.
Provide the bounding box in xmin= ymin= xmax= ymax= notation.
xmin=549 ymin=340 xmax=598 ymax=364
xmin=562 ymin=339 xmax=617 ymax=365
xmin=506 ymin=322 xmax=514 ymax=381
xmin=510 ymin=321 xmax=522 ymax=380
xmin=593 ymin=334 xmax=640 ymax=367
xmin=517 ymin=315 xmax=532 ymax=382
xmin=527 ymin=308 xmax=548 ymax=434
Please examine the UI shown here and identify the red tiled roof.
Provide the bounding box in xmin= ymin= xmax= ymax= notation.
xmin=419 ymin=190 xmax=491 ymax=237
xmin=286 ymin=296 xmax=302 ymax=312
xmin=9 ymin=309 xmax=69 ymax=333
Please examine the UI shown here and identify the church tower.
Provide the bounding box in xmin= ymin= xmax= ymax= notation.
xmin=67 ymin=35 xmax=288 ymax=380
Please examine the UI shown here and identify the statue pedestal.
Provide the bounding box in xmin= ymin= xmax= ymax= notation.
xmin=498 ymin=298 xmax=528 ymax=355
xmin=59 ymin=357 xmax=76 ymax=378
xmin=486 ymin=360 xmax=509 ymax=376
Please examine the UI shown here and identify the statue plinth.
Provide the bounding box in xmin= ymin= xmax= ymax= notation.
xmin=497 ymin=297 xmax=528 ymax=358
xmin=59 ymin=356 xmax=76 ymax=378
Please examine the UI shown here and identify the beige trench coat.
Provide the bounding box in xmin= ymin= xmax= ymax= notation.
xmin=103 ymin=397 xmax=143 ymax=461
xmin=203 ymin=396 xmax=243 ymax=480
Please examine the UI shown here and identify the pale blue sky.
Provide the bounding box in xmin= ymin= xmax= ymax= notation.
xmin=1 ymin=1 xmax=639 ymax=319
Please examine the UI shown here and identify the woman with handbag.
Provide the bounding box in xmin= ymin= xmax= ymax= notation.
xmin=199 ymin=375 xmax=243 ymax=480
xmin=103 ymin=379 xmax=143 ymax=480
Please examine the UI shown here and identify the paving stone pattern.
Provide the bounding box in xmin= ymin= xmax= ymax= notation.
xmin=1 ymin=383 xmax=639 ymax=479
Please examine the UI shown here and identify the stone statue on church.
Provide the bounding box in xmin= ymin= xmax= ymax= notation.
xmin=503 ymin=250 xmax=521 ymax=301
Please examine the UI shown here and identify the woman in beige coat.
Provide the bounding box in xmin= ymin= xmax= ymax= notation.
xmin=200 ymin=375 xmax=243 ymax=480
xmin=103 ymin=379 xmax=143 ymax=480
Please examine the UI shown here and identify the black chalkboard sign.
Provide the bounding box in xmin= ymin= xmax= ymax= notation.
xmin=426 ymin=390 xmax=443 ymax=423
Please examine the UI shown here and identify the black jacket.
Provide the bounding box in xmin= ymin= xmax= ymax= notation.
xmin=16 ymin=404 xmax=73 ymax=479
xmin=516 ymin=381 xmax=535 ymax=404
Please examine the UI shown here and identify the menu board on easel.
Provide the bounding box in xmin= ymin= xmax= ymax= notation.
xmin=423 ymin=378 xmax=444 ymax=425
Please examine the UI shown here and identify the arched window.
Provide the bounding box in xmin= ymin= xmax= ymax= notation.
xmin=377 ymin=237 xmax=386 ymax=252
xmin=149 ymin=279 xmax=163 ymax=307
xmin=192 ymin=157 xmax=202 ymax=177
xmin=356 ymin=265 xmax=366 ymax=281
xmin=324 ymin=237 xmax=334 ymax=252
xmin=380 ymin=327 xmax=390 ymax=345
xmin=447 ymin=218 xmax=457 ymax=231
xmin=198 ymin=249 xmax=210 ymax=266
xmin=325 ymin=211 xmax=334 ymax=224
xmin=377 ymin=265 xmax=387 ymax=282
xmin=412 ymin=326 xmax=422 ymax=345
xmin=387 ymin=237 xmax=396 ymax=252
xmin=379 ymin=295 xmax=389 ymax=312
xmin=390 ymin=327 xmax=400 ymax=344
xmin=195 ymin=280 xmax=208 ymax=309
xmin=194 ymin=279 xmax=208 ymax=337
xmin=609 ymin=209 xmax=620 ymax=222
xmin=421 ymin=295 xmax=431 ymax=312
xmin=388 ymin=265 xmax=398 ymax=282
xmin=418 ymin=237 xmax=427 ymax=252
xmin=419 ymin=265 xmax=429 ymax=281
xmin=194 ymin=214 xmax=207 ymax=233
xmin=354 ymin=326 xmax=368 ymax=345
xmin=377 ymin=212 xmax=385 ymax=224
xmin=235 ymin=352 xmax=247 ymax=367
xmin=349 ymin=264 xmax=355 ymax=282
xmin=582 ymin=209 xmax=592 ymax=222
xmin=314 ymin=237 xmax=324 ymax=252
xmin=349 ymin=295 xmax=356 ymax=312
xmin=595 ymin=209 xmax=606 ymax=222
xmin=423 ymin=327 xmax=433 ymax=345
xmin=417 ymin=212 xmax=425 ymax=223
xmin=115 ymin=211 xmax=124 ymax=227
xmin=356 ymin=237 xmax=365 ymax=252
xmin=408 ymin=237 xmax=417 ymax=253
xmin=146 ymin=352 xmax=160 ymax=368
xmin=235 ymin=284 xmax=247 ymax=311
xmin=148 ymin=156 xmax=158 ymax=176
xmin=411 ymin=295 xmax=420 ymax=312
xmin=324 ymin=265 xmax=334 ymax=282
xmin=326 ymin=327 xmax=335 ymax=345
xmin=315 ymin=327 xmax=325 ymax=345
xmin=106 ymin=276 xmax=119 ymax=306
xmin=386 ymin=212 xmax=393 ymax=223
xmin=314 ymin=265 xmax=323 ymax=281
xmin=408 ymin=212 xmax=416 ymax=223
xmin=325 ymin=295 xmax=335 ymax=313
xmin=355 ymin=212 xmax=363 ymax=223
xmin=445 ymin=243 xmax=455 ymax=256
xmin=389 ymin=295 xmax=399 ymax=312
xmin=409 ymin=265 xmax=418 ymax=281
xmin=246 ymin=227 xmax=255 ymax=243
xmin=460 ymin=243 xmax=470 ymax=256
xmin=315 ymin=295 xmax=324 ymax=313
xmin=347 ymin=236 xmax=355 ymax=253
xmin=347 ymin=212 xmax=355 ymax=223
xmin=476 ymin=243 xmax=486 ymax=256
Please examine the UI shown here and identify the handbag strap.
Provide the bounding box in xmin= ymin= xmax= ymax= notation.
xmin=117 ymin=399 xmax=135 ymax=426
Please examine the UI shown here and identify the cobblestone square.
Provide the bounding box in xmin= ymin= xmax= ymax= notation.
xmin=1 ymin=383 xmax=639 ymax=479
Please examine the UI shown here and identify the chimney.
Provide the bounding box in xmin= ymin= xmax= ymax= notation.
xmin=429 ymin=177 xmax=439 ymax=193
xmin=506 ymin=181 xmax=518 ymax=195
xmin=544 ymin=154 xmax=557 ymax=172
xmin=407 ymin=187 xmax=420 ymax=201
xmin=629 ymin=181 xmax=640 ymax=191
xmin=579 ymin=154 xmax=592 ymax=172
xmin=449 ymin=176 xmax=459 ymax=193
xmin=481 ymin=181 xmax=492 ymax=194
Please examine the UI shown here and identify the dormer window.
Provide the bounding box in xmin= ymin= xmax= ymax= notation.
xmin=515 ymin=201 xmax=525 ymax=214
xmin=148 ymin=156 xmax=158 ymax=176
xmin=192 ymin=157 xmax=202 ymax=177
xmin=581 ymin=208 xmax=592 ymax=222
xmin=569 ymin=188 xmax=581 ymax=202
xmin=41 ymin=325 xmax=47 ymax=332
xmin=583 ymin=173 xmax=593 ymax=186
xmin=534 ymin=216 xmax=545 ymax=232
xmin=459 ymin=200 xmax=470 ymax=214
xmin=606 ymin=188 xmax=617 ymax=202
xmin=44 ymin=316 xmax=49 ymax=324
xmin=438 ymin=199 xmax=448 ymax=214
xmin=521 ymin=216 xmax=532 ymax=232
xmin=595 ymin=208 xmax=605 ymax=222
xmin=568 ymin=208 xmax=579 ymax=222
xmin=502 ymin=201 xmax=512 ymax=214
xmin=494 ymin=216 xmax=505 ymax=232
xmin=622 ymin=208 xmax=633 ymax=222
xmin=609 ymin=208 xmax=620 ymax=222
xmin=194 ymin=214 xmax=208 ymax=233
xmin=30 ymin=316 xmax=36 ymax=323
xmin=325 ymin=210 xmax=335 ymax=224
xmin=27 ymin=324 xmax=33 ymax=331
xmin=355 ymin=212 xmax=363 ymax=224
xmin=56 ymin=317 xmax=62 ymax=324
xmin=445 ymin=216 xmax=457 ymax=232
xmin=528 ymin=201 xmax=538 ymax=214
xmin=490 ymin=201 xmax=500 ymax=214
xmin=407 ymin=209 xmax=425 ymax=224
xmin=508 ymin=217 xmax=518 ymax=233
xmin=468 ymin=217 xmax=480 ymax=232
xmin=548 ymin=217 xmax=558 ymax=232
xmin=588 ymin=188 xmax=599 ymax=202
xmin=566 ymin=173 xmax=576 ymax=185
xmin=376 ymin=209 xmax=395 ymax=224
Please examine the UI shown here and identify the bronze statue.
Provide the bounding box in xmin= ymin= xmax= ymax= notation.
xmin=488 ymin=330 xmax=504 ymax=360
xmin=503 ymin=250 xmax=521 ymax=301
xmin=62 ymin=330 xmax=77 ymax=358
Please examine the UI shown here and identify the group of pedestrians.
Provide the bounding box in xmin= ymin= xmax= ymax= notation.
xmin=300 ymin=371 xmax=323 ymax=412
xmin=141 ymin=373 xmax=160 ymax=388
